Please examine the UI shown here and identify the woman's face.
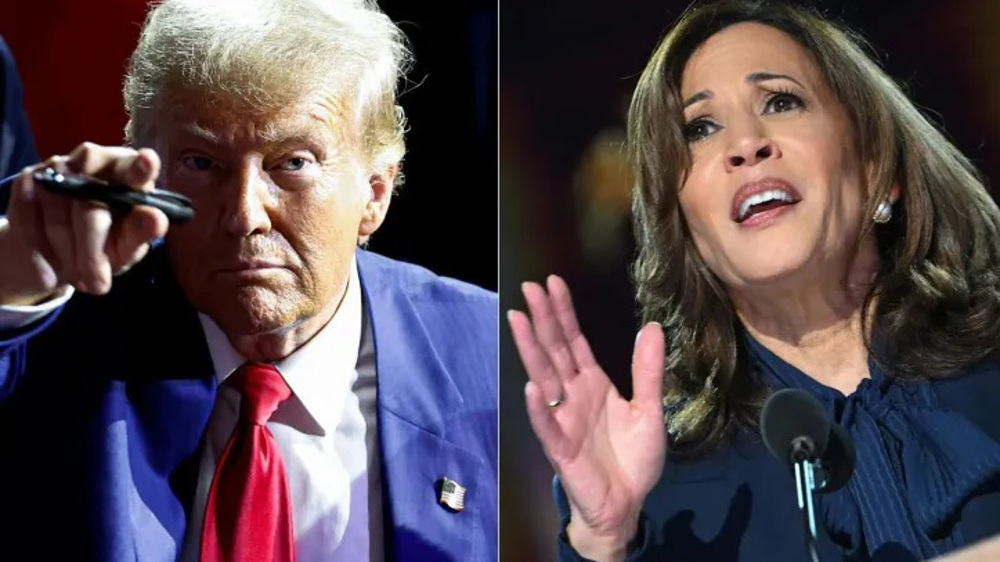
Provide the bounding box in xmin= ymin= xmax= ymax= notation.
xmin=677 ymin=22 xmax=867 ymax=295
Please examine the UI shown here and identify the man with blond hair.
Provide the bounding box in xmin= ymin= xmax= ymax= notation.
xmin=0 ymin=1 xmax=497 ymax=560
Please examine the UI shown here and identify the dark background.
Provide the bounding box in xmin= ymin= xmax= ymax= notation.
xmin=500 ymin=1 xmax=1000 ymax=559
xmin=0 ymin=0 xmax=497 ymax=291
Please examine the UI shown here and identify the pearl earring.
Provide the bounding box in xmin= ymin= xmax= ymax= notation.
xmin=873 ymin=201 xmax=892 ymax=224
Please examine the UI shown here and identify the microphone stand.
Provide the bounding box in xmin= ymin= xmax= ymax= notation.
xmin=791 ymin=437 xmax=824 ymax=562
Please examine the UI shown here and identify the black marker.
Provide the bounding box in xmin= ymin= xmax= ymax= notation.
xmin=32 ymin=167 xmax=194 ymax=224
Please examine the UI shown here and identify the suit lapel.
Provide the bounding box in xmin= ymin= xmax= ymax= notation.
xmin=358 ymin=251 xmax=490 ymax=562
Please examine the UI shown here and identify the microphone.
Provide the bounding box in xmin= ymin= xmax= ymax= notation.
xmin=761 ymin=388 xmax=831 ymax=464
xmin=761 ymin=389 xmax=857 ymax=562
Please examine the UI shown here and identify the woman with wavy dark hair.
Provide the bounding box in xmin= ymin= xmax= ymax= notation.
xmin=507 ymin=1 xmax=1000 ymax=560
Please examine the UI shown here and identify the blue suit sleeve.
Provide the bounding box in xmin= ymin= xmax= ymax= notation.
xmin=553 ymin=475 xmax=655 ymax=561
xmin=0 ymin=305 xmax=64 ymax=403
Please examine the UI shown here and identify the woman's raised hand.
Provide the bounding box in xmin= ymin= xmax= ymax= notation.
xmin=507 ymin=275 xmax=668 ymax=561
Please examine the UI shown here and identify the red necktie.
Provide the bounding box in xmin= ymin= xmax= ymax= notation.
xmin=200 ymin=363 xmax=296 ymax=562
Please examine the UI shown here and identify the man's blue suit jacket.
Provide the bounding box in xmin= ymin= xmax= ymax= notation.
xmin=0 ymin=246 xmax=498 ymax=561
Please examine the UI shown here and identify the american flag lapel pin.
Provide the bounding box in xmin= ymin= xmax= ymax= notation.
xmin=438 ymin=477 xmax=466 ymax=512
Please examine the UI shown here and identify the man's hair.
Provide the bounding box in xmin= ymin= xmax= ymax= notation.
xmin=628 ymin=0 xmax=1000 ymax=456
xmin=123 ymin=0 xmax=411 ymax=173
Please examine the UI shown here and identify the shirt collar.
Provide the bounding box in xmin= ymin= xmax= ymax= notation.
xmin=197 ymin=256 xmax=363 ymax=433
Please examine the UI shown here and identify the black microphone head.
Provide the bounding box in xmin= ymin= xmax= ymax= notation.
xmin=817 ymin=422 xmax=856 ymax=493
xmin=760 ymin=388 xmax=831 ymax=464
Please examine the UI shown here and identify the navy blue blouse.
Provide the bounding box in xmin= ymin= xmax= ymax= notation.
xmin=745 ymin=335 xmax=1000 ymax=559
xmin=556 ymin=334 xmax=1000 ymax=562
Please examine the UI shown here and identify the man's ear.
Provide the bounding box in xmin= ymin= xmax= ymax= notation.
xmin=358 ymin=163 xmax=397 ymax=242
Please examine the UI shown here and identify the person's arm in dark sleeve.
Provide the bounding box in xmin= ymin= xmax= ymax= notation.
xmin=0 ymin=170 xmax=73 ymax=403
xmin=0 ymin=34 xmax=41 ymax=214
xmin=0 ymin=296 xmax=68 ymax=403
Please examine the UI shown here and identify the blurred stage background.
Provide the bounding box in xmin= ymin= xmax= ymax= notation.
xmin=0 ymin=0 xmax=497 ymax=291
xmin=500 ymin=0 xmax=1000 ymax=559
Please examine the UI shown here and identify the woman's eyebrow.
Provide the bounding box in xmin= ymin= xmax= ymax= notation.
xmin=746 ymin=71 xmax=806 ymax=89
xmin=683 ymin=90 xmax=712 ymax=109
xmin=683 ymin=71 xmax=807 ymax=109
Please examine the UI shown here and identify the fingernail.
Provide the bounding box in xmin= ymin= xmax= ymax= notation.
xmin=637 ymin=325 xmax=652 ymax=344
xmin=134 ymin=156 xmax=150 ymax=178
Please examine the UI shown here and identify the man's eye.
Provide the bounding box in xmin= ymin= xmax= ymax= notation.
xmin=183 ymin=156 xmax=214 ymax=171
xmin=280 ymin=157 xmax=309 ymax=171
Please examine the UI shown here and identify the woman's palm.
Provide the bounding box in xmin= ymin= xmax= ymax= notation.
xmin=509 ymin=275 xmax=667 ymax=537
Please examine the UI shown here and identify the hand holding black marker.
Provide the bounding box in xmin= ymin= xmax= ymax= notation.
xmin=32 ymin=166 xmax=194 ymax=224
xmin=0 ymin=144 xmax=174 ymax=304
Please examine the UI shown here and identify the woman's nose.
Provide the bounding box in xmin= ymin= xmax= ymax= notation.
xmin=724 ymin=117 xmax=780 ymax=171
xmin=727 ymin=141 xmax=774 ymax=168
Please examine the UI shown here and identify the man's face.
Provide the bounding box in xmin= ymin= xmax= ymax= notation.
xmin=159 ymin=92 xmax=374 ymax=337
